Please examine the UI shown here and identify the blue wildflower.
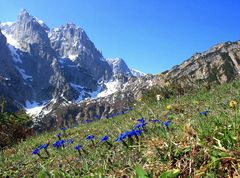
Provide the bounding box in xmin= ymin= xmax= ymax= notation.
xmin=134 ymin=123 xmax=147 ymax=129
xmin=68 ymin=138 xmax=74 ymax=144
xmin=94 ymin=115 xmax=101 ymax=119
xmin=86 ymin=135 xmax=94 ymax=140
xmin=32 ymin=147 xmax=40 ymax=155
xmin=115 ymin=131 xmax=129 ymax=142
xmin=39 ymin=144 xmax=48 ymax=150
xmin=53 ymin=140 xmax=65 ymax=149
xmin=137 ymin=117 xmax=145 ymax=123
xmin=200 ymin=110 xmax=209 ymax=117
xmin=74 ymin=145 xmax=83 ymax=156
xmin=61 ymin=127 xmax=67 ymax=131
xmin=162 ymin=120 xmax=171 ymax=127
xmin=129 ymin=129 xmax=143 ymax=137
xmin=115 ymin=131 xmax=129 ymax=147
xmin=57 ymin=133 xmax=61 ymax=140
xmin=100 ymin=135 xmax=109 ymax=142
xmin=101 ymin=135 xmax=112 ymax=147
xmin=75 ymin=145 xmax=81 ymax=151
xmin=39 ymin=143 xmax=50 ymax=157
xmin=86 ymin=135 xmax=95 ymax=146
xmin=84 ymin=119 xmax=93 ymax=123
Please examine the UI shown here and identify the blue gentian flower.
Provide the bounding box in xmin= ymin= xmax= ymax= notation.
xmin=128 ymin=130 xmax=137 ymax=137
xmin=32 ymin=147 xmax=40 ymax=155
xmin=94 ymin=115 xmax=101 ymax=119
xmin=56 ymin=133 xmax=61 ymax=140
xmin=130 ymin=129 xmax=143 ymax=137
xmin=53 ymin=140 xmax=65 ymax=149
xmin=86 ymin=135 xmax=94 ymax=140
xmin=68 ymin=138 xmax=74 ymax=144
xmin=137 ymin=117 xmax=145 ymax=123
xmin=85 ymin=119 xmax=93 ymax=123
xmin=127 ymin=130 xmax=143 ymax=141
xmin=39 ymin=144 xmax=48 ymax=150
xmin=115 ymin=131 xmax=129 ymax=142
xmin=61 ymin=127 xmax=67 ymax=131
xmin=200 ymin=110 xmax=209 ymax=117
xmin=162 ymin=120 xmax=171 ymax=127
xmin=75 ymin=145 xmax=81 ymax=151
xmin=134 ymin=123 xmax=147 ymax=129
xmin=100 ymin=135 xmax=109 ymax=142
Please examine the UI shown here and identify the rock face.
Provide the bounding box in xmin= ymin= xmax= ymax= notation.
xmin=0 ymin=29 xmax=31 ymax=111
xmin=107 ymin=58 xmax=133 ymax=77
xmin=107 ymin=58 xmax=146 ymax=77
xmin=0 ymin=9 xmax=145 ymax=131
xmin=49 ymin=24 xmax=112 ymax=81
xmin=166 ymin=41 xmax=240 ymax=85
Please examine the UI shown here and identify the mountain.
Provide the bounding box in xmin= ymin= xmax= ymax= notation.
xmin=107 ymin=58 xmax=146 ymax=77
xmin=130 ymin=68 xmax=146 ymax=77
xmin=166 ymin=41 xmax=240 ymax=85
xmin=0 ymin=9 xmax=145 ymax=131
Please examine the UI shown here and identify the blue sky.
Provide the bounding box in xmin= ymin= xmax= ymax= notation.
xmin=0 ymin=0 xmax=240 ymax=74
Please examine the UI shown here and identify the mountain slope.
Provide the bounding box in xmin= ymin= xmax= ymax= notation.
xmin=166 ymin=41 xmax=240 ymax=85
xmin=1 ymin=79 xmax=240 ymax=177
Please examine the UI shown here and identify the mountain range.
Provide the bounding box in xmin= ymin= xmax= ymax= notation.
xmin=1 ymin=9 xmax=240 ymax=131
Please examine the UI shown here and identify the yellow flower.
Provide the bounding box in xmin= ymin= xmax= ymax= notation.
xmin=166 ymin=105 xmax=172 ymax=110
xmin=229 ymin=100 xmax=237 ymax=110
xmin=138 ymin=98 xmax=143 ymax=102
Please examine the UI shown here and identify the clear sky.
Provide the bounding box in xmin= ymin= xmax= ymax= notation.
xmin=0 ymin=0 xmax=240 ymax=74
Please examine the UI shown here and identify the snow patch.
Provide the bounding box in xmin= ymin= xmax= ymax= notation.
xmin=15 ymin=66 xmax=32 ymax=81
xmin=2 ymin=32 xmax=21 ymax=49
xmin=130 ymin=68 xmax=146 ymax=77
xmin=0 ymin=22 xmax=14 ymax=27
xmin=8 ymin=44 xmax=22 ymax=63
xmin=37 ymin=20 xmax=44 ymax=25
xmin=88 ymin=85 xmax=103 ymax=98
xmin=96 ymin=80 xmax=122 ymax=98
xmin=70 ymin=83 xmax=84 ymax=90
xmin=25 ymin=100 xmax=47 ymax=116
xmin=68 ymin=54 xmax=78 ymax=61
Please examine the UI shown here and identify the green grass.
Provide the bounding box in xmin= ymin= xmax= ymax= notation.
xmin=1 ymin=81 xmax=240 ymax=177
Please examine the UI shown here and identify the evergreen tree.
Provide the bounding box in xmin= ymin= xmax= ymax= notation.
xmin=1 ymin=97 xmax=6 ymax=114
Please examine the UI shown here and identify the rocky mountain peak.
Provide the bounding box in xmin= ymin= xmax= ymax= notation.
xmin=49 ymin=23 xmax=111 ymax=81
xmin=11 ymin=9 xmax=52 ymax=54
xmin=18 ymin=9 xmax=32 ymax=21
xmin=49 ymin=23 xmax=92 ymax=59
xmin=107 ymin=58 xmax=132 ymax=76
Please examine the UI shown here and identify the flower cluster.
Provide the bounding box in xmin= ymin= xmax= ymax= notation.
xmin=32 ymin=115 xmax=173 ymax=159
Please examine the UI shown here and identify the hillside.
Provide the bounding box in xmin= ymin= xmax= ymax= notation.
xmin=1 ymin=80 xmax=240 ymax=177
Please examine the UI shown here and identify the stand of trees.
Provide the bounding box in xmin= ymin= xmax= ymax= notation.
xmin=0 ymin=97 xmax=34 ymax=149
